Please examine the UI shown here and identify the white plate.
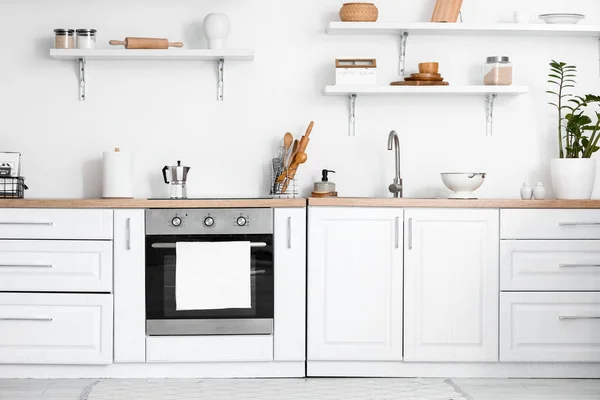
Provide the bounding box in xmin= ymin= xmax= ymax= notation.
xmin=539 ymin=13 xmax=585 ymax=24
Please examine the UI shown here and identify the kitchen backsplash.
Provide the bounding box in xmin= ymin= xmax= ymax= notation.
xmin=1 ymin=0 xmax=599 ymax=199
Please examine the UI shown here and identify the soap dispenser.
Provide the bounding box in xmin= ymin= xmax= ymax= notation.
xmin=312 ymin=169 xmax=337 ymax=197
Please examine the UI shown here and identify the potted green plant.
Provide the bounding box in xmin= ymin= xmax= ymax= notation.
xmin=547 ymin=60 xmax=600 ymax=199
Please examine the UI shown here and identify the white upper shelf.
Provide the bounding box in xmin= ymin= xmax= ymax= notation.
xmin=323 ymin=85 xmax=530 ymax=96
xmin=50 ymin=49 xmax=255 ymax=61
xmin=327 ymin=22 xmax=600 ymax=37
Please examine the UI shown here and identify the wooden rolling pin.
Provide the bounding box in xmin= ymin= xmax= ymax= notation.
xmin=109 ymin=37 xmax=183 ymax=49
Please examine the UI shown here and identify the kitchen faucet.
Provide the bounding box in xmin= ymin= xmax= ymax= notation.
xmin=387 ymin=130 xmax=403 ymax=198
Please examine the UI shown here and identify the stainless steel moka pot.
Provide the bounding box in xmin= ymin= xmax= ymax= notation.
xmin=162 ymin=160 xmax=190 ymax=199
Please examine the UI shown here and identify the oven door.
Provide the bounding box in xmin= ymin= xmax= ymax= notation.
xmin=145 ymin=234 xmax=274 ymax=336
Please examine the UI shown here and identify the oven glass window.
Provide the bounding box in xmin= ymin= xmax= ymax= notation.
xmin=146 ymin=234 xmax=274 ymax=320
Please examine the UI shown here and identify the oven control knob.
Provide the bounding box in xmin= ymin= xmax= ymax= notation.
xmin=236 ymin=216 xmax=247 ymax=226
xmin=204 ymin=217 xmax=215 ymax=227
xmin=171 ymin=217 xmax=182 ymax=227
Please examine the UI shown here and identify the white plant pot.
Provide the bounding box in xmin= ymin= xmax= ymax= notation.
xmin=203 ymin=13 xmax=230 ymax=50
xmin=550 ymin=158 xmax=597 ymax=199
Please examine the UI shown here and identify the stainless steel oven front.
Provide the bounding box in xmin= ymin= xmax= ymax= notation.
xmin=145 ymin=208 xmax=274 ymax=336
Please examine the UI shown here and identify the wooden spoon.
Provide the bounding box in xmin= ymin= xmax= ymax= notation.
xmin=282 ymin=152 xmax=308 ymax=193
xmin=277 ymin=140 xmax=300 ymax=183
xmin=287 ymin=140 xmax=299 ymax=167
xmin=282 ymin=132 xmax=294 ymax=166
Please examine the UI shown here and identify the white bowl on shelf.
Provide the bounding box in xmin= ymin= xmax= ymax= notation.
xmin=539 ymin=13 xmax=585 ymax=24
xmin=441 ymin=173 xmax=486 ymax=199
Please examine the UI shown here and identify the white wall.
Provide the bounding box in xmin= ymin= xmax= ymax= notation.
xmin=1 ymin=0 xmax=599 ymax=199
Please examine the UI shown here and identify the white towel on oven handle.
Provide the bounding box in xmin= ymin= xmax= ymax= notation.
xmin=175 ymin=241 xmax=251 ymax=310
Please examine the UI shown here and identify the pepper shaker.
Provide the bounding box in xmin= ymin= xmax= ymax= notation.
xmin=533 ymin=182 xmax=546 ymax=200
xmin=520 ymin=182 xmax=533 ymax=200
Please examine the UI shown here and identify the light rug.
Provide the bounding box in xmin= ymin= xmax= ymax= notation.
xmin=85 ymin=378 xmax=469 ymax=400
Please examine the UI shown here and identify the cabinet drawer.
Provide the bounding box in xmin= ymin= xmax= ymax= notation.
xmin=500 ymin=292 xmax=600 ymax=362
xmin=0 ymin=209 xmax=112 ymax=240
xmin=501 ymin=241 xmax=600 ymax=291
xmin=501 ymin=209 xmax=600 ymax=239
xmin=0 ymin=241 xmax=112 ymax=292
xmin=0 ymin=293 xmax=113 ymax=364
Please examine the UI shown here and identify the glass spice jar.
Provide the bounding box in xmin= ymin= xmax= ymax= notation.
xmin=484 ymin=56 xmax=513 ymax=86
xmin=76 ymin=29 xmax=97 ymax=49
xmin=54 ymin=29 xmax=75 ymax=49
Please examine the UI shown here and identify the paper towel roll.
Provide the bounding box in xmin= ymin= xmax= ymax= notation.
xmin=102 ymin=148 xmax=134 ymax=198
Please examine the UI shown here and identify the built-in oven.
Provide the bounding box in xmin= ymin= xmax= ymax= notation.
xmin=145 ymin=208 xmax=274 ymax=336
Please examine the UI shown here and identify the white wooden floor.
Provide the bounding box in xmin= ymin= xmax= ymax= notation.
xmin=0 ymin=378 xmax=599 ymax=400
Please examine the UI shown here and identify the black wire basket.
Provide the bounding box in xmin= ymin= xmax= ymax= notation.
xmin=0 ymin=177 xmax=27 ymax=199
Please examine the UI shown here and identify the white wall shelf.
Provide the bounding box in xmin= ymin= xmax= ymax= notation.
xmin=326 ymin=22 xmax=600 ymax=77
xmin=49 ymin=49 xmax=255 ymax=101
xmin=327 ymin=22 xmax=600 ymax=37
xmin=323 ymin=85 xmax=529 ymax=136
xmin=323 ymin=85 xmax=530 ymax=96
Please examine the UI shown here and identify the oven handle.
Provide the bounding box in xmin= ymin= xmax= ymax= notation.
xmin=150 ymin=242 xmax=267 ymax=249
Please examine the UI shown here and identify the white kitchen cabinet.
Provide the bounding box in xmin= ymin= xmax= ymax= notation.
xmin=273 ymin=208 xmax=306 ymax=361
xmin=0 ymin=209 xmax=113 ymax=240
xmin=113 ymin=210 xmax=146 ymax=363
xmin=501 ymin=240 xmax=600 ymax=291
xmin=501 ymin=209 xmax=600 ymax=239
xmin=404 ymin=209 xmax=499 ymax=362
xmin=500 ymin=292 xmax=600 ymax=362
xmin=308 ymin=207 xmax=403 ymax=361
xmin=0 ymin=240 xmax=112 ymax=293
xmin=0 ymin=293 xmax=112 ymax=364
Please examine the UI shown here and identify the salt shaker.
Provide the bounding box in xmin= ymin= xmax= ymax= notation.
xmin=520 ymin=183 xmax=533 ymax=200
xmin=533 ymin=182 xmax=546 ymax=200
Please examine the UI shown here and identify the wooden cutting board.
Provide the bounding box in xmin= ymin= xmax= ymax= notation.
xmin=431 ymin=0 xmax=463 ymax=22
xmin=390 ymin=81 xmax=450 ymax=86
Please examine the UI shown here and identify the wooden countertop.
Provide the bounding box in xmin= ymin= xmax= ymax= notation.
xmin=308 ymin=197 xmax=600 ymax=209
xmin=0 ymin=198 xmax=306 ymax=209
xmin=3 ymin=197 xmax=600 ymax=209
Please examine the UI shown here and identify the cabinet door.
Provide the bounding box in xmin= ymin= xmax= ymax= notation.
xmin=308 ymin=207 xmax=403 ymax=361
xmin=113 ymin=209 xmax=146 ymax=363
xmin=404 ymin=209 xmax=499 ymax=362
xmin=273 ymin=208 xmax=306 ymax=361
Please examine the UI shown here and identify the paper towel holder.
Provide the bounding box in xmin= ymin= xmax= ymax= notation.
xmin=102 ymin=147 xmax=134 ymax=199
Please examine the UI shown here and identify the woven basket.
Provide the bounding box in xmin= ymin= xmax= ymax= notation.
xmin=339 ymin=3 xmax=379 ymax=22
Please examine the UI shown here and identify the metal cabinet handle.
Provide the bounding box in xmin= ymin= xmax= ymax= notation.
xmin=151 ymin=242 xmax=267 ymax=249
xmin=0 ymin=222 xmax=54 ymax=226
xmin=0 ymin=264 xmax=52 ymax=268
xmin=0 ymin=317 xmax=53 ymax=322
xmin=560 ymin=264 xmax=600 ymax=268
xmin=559 ymin=222 xmax=600 ymax=226
xmin=408 ymin=218 xmax=413 ymax=250
xmin=559 ymin=316 xmax=600 ymax=320
xmin=395 ymin=217 xmax=400 ymax=249
xmin=287 ymin=216 xmax=292 ymax=249
xmin=126 ymin=218 xmax=131 ymax=250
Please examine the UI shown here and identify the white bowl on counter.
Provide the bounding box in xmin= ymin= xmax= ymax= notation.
xmin=441 ymin=173 xmax=486 ymax=199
